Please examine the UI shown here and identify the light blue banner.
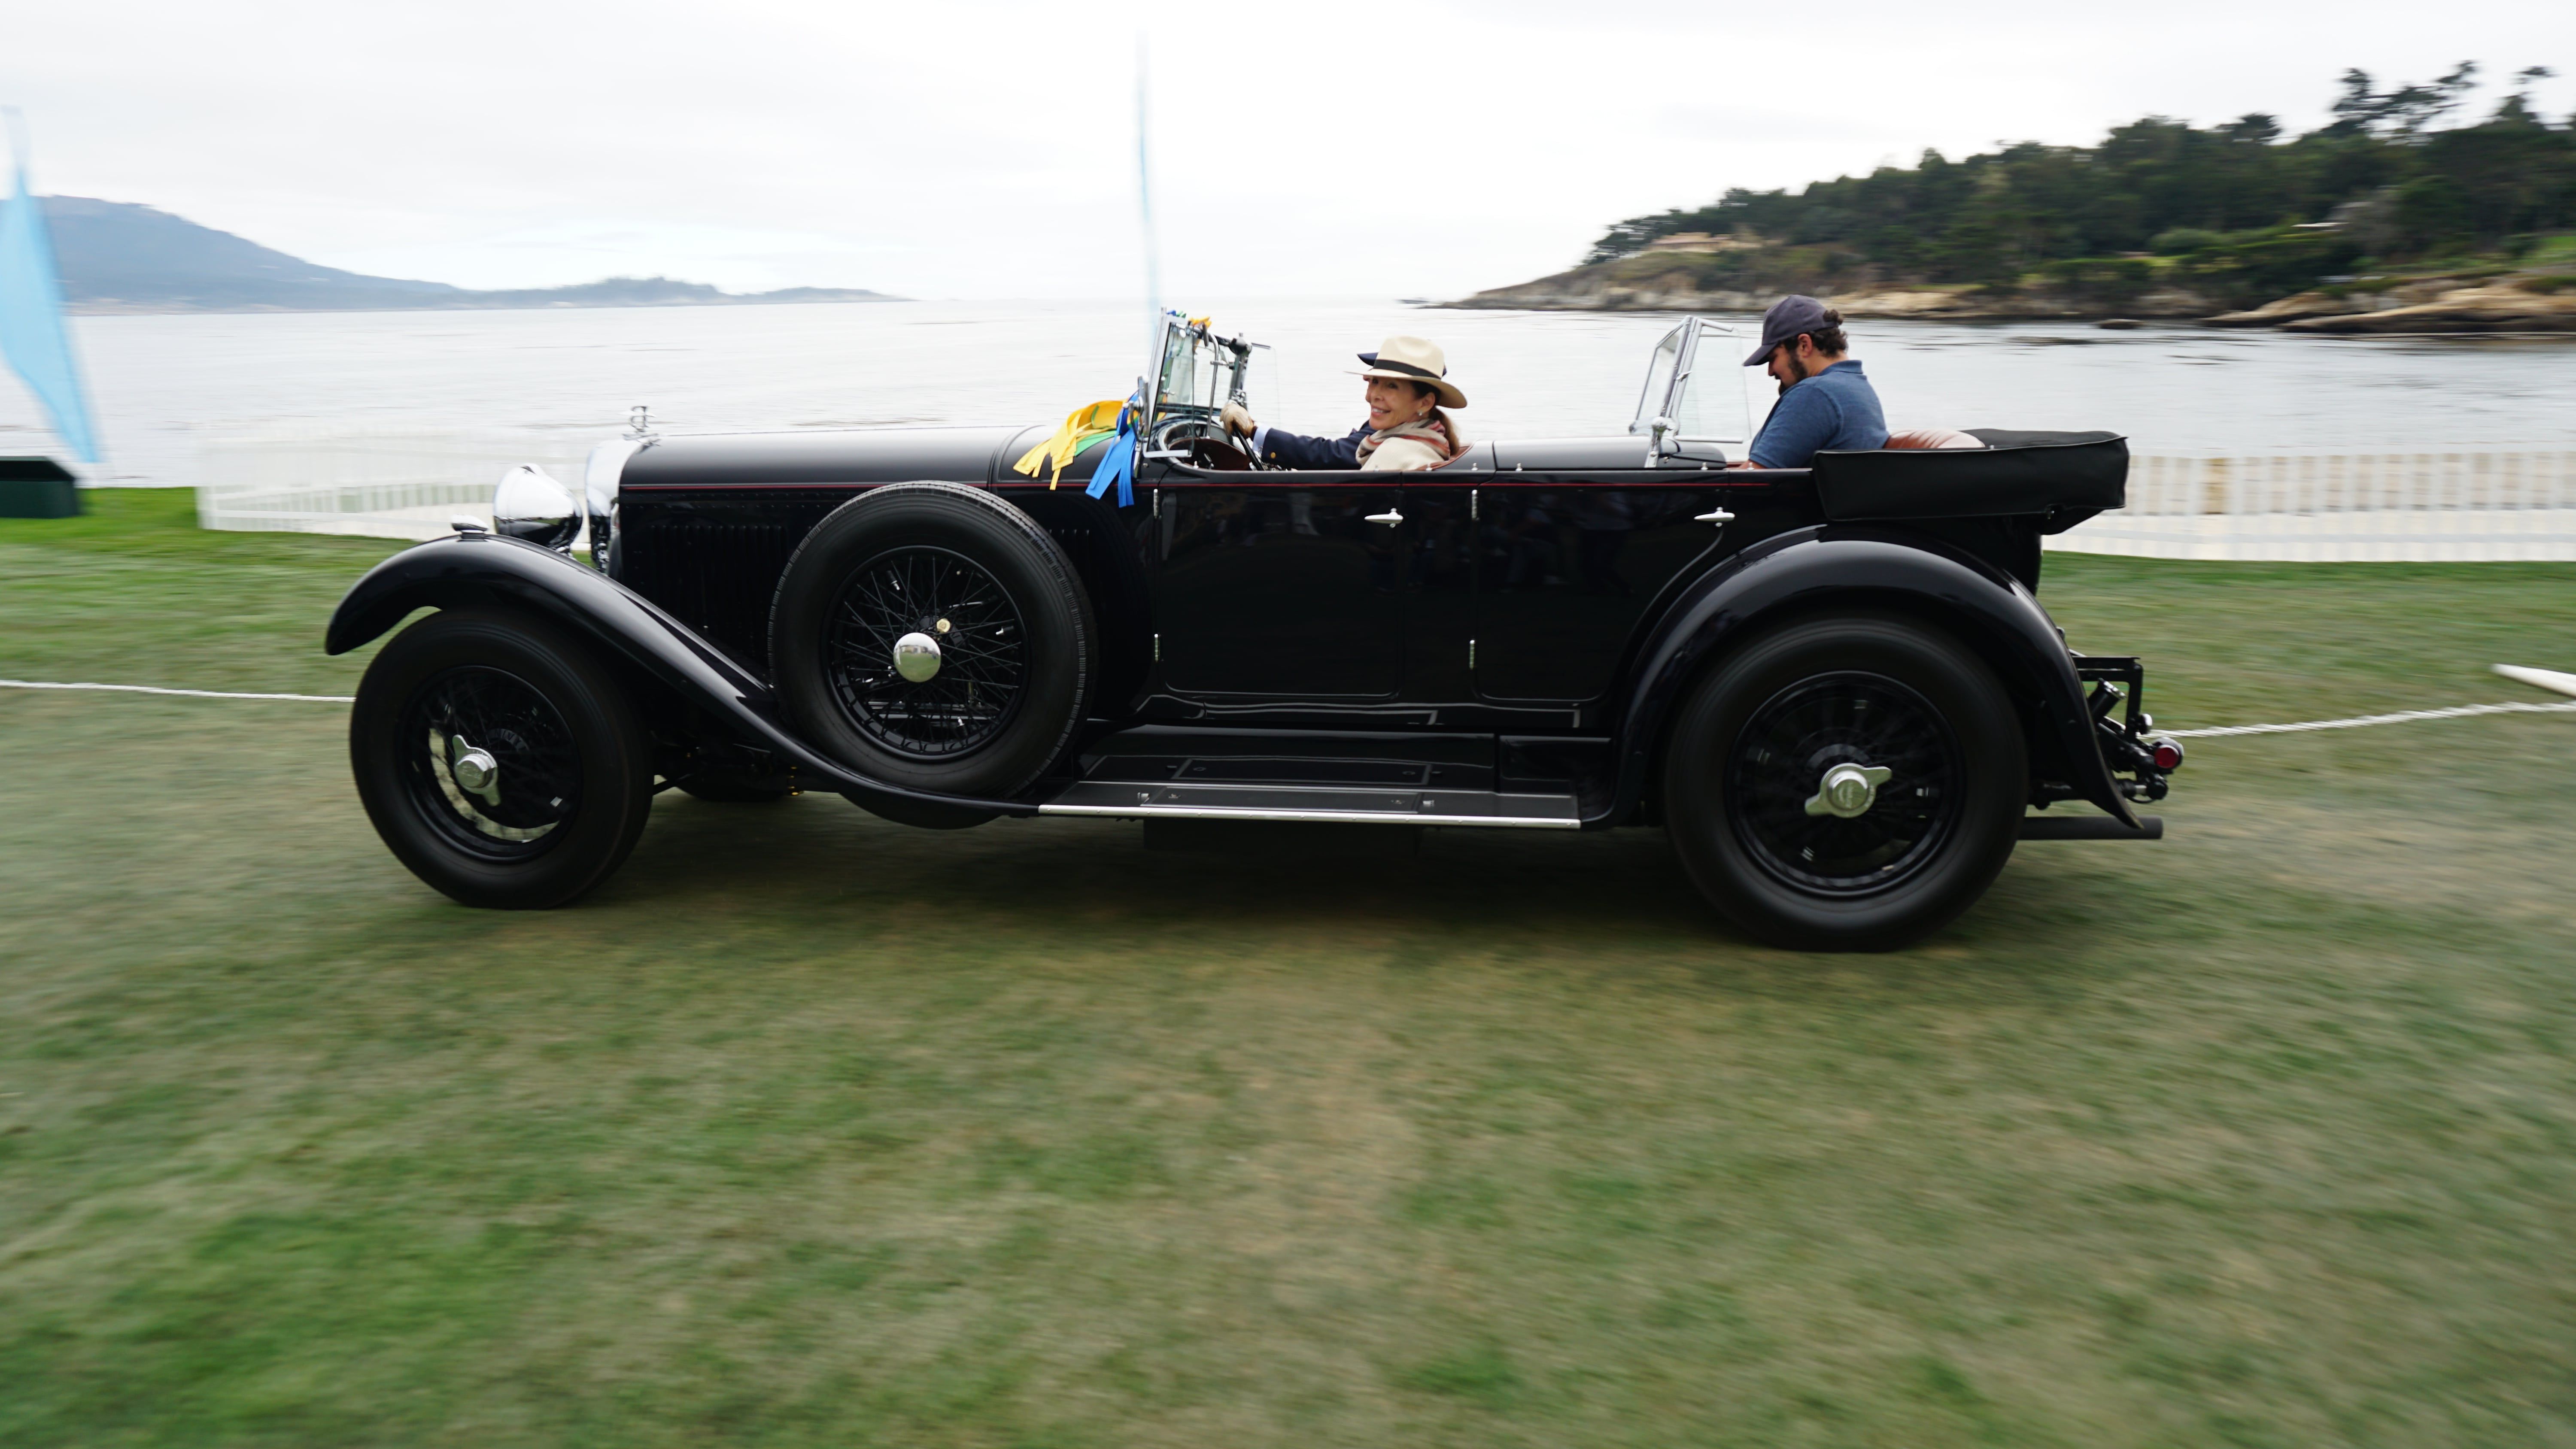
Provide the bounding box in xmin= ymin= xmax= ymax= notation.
xmin=0 ymin=120 xmax=99 ymax=464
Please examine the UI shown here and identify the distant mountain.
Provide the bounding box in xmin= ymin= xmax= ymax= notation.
xmin=43 ymin=197 xmax=897 ymax=312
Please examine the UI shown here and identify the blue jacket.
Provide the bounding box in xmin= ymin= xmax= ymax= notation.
xmin=1748 ymin=361 xmax=1888 ymax=468
xmin=1252 ymin=423 xmax=1367 ymax=470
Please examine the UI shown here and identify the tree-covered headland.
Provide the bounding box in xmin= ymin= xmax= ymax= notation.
xmin=1484 ymin=66 xmax=2576 ymax=320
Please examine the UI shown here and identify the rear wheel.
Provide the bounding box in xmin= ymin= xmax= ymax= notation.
xmin=351 ymin=610 xmax=653 ymax=908
xmin=1662 ymin=612 xmax=2025 ymax=951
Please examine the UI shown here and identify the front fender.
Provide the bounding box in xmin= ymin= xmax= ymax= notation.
xmin=1608 ymin=526 xmax=2136 ymax=829
xmin=325 ymin=533 xmax=1031 ymax=822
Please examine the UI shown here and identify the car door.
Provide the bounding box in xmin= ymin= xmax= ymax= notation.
xmin=1147 ymin=470 xmax=1408 ymax=699
xmin=1472 ymin=322 xmax=1756 ymax=704
xmin=1472 ymin=462 xmax=1740 ymax=704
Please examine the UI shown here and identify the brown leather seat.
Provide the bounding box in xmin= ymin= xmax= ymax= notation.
xmin=1883 ymin=427 xmax=1986 ymax=450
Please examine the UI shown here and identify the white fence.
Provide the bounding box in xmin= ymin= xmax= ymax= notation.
xmin=195 ymin=432 xmax=2576 ymax=563
xmin=2049 ymin=449 xmax=2576 ymax=561
xmin=197 ymin=430 xmax=595 ymax=543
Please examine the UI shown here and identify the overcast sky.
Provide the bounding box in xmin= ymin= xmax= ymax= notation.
xmin=8 ymin=1 xmax=2572 ymax=300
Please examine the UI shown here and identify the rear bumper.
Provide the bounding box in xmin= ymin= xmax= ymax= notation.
xmin=2075 ymin=654 xmax=2181 ymax=805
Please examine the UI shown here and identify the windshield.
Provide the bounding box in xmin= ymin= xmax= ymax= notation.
xmin=1151 ymin=315 xmax=1261 ymax=422
xmin=1631 ymin=326 xmax=1683 ymax=432
xmin=1670 ymin=326 xmax=1751 ymax=443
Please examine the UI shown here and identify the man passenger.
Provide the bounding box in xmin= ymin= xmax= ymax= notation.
xmin=1736 ymin=295 xmax=1887 ymax=468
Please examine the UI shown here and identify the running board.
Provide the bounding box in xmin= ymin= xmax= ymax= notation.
xmin=1036 ymin=779 xmax=1583 ymax=829
xmin=2020 ymin=813 xmax=2163 ymax=840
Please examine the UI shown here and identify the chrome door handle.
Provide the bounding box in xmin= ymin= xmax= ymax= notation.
xmin=1365 ymin=509 xmax=1404 ymax=525
xmin=1694 ymin=509 xmax=1737 ymax=525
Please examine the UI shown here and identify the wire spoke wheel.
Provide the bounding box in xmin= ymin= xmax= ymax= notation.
xmin=823 ymin=545 xmax=1027 ymax=758
xmin=395 ymin=664 xmax=583 ymax=861
xmin=1664 ymin=613 xmax=2023 ymax=951
xmin=1729 ymin=671 xmax=1964 ymax=894
xmin=353 ymin=610 xmax=653 ymax=909
xmin=771 ymin=483 xmax=1095 ymax=804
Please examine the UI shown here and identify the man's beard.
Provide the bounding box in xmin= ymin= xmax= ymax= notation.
xmin=1775 ymin=349 xmax=1812 ymax=397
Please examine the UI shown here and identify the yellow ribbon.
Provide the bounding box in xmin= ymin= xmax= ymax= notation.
xmin=1012 ymin=399 xmax=1129 ymax=488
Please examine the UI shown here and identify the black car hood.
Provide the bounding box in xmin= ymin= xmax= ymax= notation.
xmin=620 ymin=425 xmax=1043 ymax=489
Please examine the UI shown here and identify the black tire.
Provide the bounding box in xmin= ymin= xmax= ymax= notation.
xmin=1662 ymin=612 xmax=2026 ymax=951
xmin=769 ymin=482 xmax=1094 ymax=799
xmin=351 ymin=609 xmax=653 ymax=909
xmin=674 ymin=775 xmax=791 ymax=804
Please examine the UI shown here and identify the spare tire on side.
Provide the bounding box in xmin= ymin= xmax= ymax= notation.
xmin=769 ymin=482 xmax=1095 ymax=801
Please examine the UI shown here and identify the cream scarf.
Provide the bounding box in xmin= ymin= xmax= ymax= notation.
xmin=1354 ymin=416 xmax=1456 ymax=464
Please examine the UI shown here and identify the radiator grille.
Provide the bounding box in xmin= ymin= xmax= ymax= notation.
xmin=620 ymin=501 xmax=838 ymax=676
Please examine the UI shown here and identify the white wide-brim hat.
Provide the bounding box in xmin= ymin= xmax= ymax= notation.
xmin=1351 ymin=334 xmax=1467 ymax=409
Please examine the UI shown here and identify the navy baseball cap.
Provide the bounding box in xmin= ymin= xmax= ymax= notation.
xmin=1744 ymin=295 xmax=1834 ymax=365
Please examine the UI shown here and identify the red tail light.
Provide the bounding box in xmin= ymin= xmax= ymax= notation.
xmin=2150 ymin=738 xmax=2184 ymax=772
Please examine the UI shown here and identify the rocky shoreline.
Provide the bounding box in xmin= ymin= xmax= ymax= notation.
xmin=2205 ymin=278 xmax=2576 ymax=332
xmin=1446 ymin=264 xmax=2576 ymax=333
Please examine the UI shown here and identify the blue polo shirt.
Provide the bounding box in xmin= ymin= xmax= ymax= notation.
xmin=1748 ymin=360 xmax=1887 ymax=468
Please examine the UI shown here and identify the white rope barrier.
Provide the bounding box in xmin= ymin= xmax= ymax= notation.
xmin=0 ymin=679 xmax=356 ymax=703
xmin=2169 ymin=700 xmax=2576 ymax=737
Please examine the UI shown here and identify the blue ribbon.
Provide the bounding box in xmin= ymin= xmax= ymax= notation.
xmin=1083 ymin=383 xmax=1144 ymax=508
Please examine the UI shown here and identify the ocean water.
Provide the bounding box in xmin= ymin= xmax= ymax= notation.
xmin=13 ymin=298 xmax=2576 ymax=488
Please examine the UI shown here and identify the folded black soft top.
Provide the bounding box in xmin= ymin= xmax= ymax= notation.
xmin=1811 ymin=430 xmax=2127 ymax=534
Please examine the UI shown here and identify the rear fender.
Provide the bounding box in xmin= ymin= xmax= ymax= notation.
xmin=1610 ymin=525 xmax=2135 ymax=828
xmin=325 ymin=533 xmax=1028 ymax=823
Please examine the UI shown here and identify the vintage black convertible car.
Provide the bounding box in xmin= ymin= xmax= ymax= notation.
xmin=327 ymin=315 xmax=2181 ymax=950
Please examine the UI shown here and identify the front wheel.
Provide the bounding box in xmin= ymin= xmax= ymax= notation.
xmin=351 ymin=609 xmax=653 ymax=909
xmin=1662 ymin=612 xmax=2026 ymax=951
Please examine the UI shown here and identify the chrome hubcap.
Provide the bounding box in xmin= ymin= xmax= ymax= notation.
xmin=1804 ymin=762 xmax=1892 ymax=819
xmin=1732 ymin=672 xmax=1960 ymax=894
xmin=449 ymin=734 xmax=503 ymax=806
xmin=892 ymin=631 xmax=942 ymax=683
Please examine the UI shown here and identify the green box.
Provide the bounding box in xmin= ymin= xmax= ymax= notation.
xmin=0 ymin=458 xmax=82 ymax=518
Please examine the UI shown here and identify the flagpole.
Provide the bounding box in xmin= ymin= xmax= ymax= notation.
xmin=1135 ymin=33 xmax=1161 ymax=365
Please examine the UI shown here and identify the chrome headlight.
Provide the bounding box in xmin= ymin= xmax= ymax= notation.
xmin=492 ymin=464 xmax=581 ymax=551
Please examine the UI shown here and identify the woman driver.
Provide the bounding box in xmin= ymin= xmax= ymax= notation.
xmin=1218 ymin=334 xmax=1466 ymax=471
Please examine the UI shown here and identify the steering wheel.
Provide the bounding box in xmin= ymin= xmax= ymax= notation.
xmin=1157 ymin=415 xmax=1266 ymax=472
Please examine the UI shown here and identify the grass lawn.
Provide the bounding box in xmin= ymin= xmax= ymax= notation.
xmin=5 ymin=489 xmax=2575 ymax=1447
